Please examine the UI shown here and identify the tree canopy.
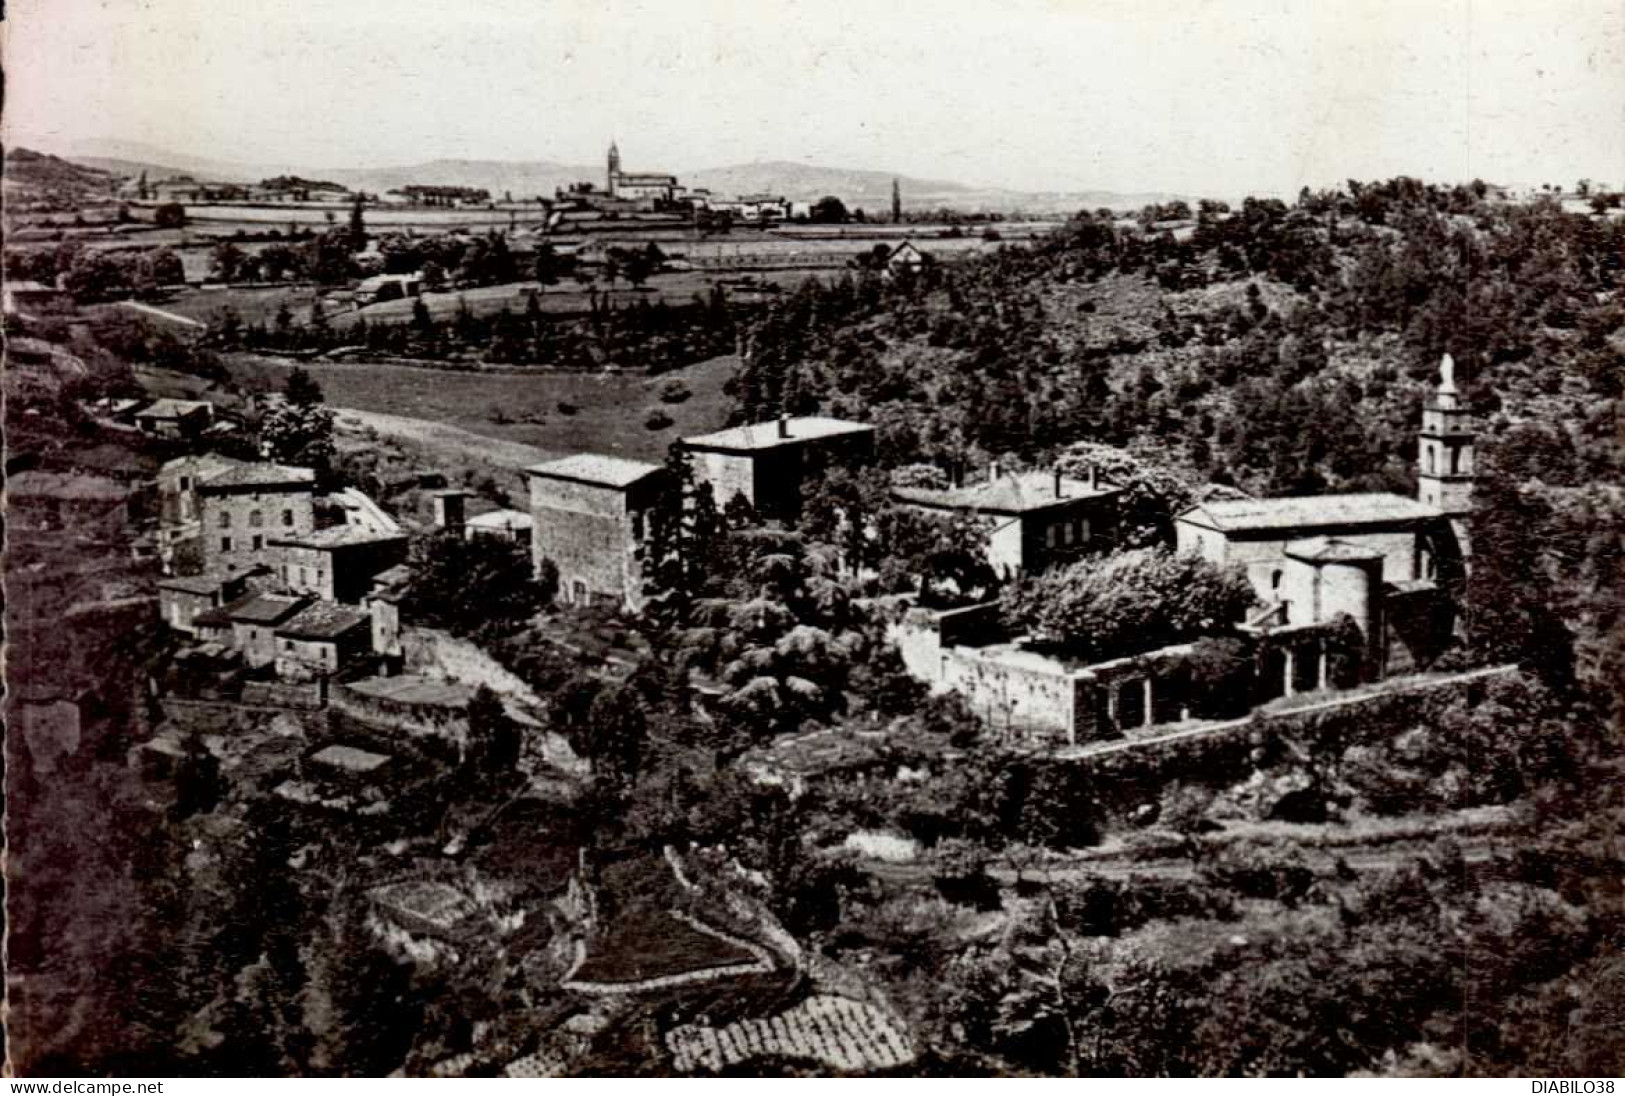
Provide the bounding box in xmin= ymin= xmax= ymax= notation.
xmin=1005 ymin=546 xmax=1256 ymax=662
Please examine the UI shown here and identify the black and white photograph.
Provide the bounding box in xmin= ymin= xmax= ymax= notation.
xmin=3 ymin=0 xmax=1623 ymax=1080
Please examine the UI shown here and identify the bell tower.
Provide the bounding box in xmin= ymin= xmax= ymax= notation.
xmin=1418 ymin=353 xmax=1476 ymax=558
xmin=606 ymin=140 xmax=621 ymax=196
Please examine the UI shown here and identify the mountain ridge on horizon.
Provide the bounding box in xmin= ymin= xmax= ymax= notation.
xmin=10 ymin=133 xmax=1192 ymax=212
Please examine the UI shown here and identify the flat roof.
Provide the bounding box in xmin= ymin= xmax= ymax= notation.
xmin=895 ymin=469 xmax=1118 ymax=515
xmin=682 ymin=416 xmax=874 ymax=453
xmin=466 ymin=508 xmax=534 ymax=531
xmin=1179 ymin=493 xmax=1440 ymax=535
xmin=525 ymin=453 xmax=663 ymax=489
xmin=310 ymin=744 xmax=391 ymax=774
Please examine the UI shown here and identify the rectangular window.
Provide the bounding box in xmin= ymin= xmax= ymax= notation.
xmin=180 ymin=476 xmax=192 ymax=491
xmin=221 ymin=536 xmax=233 ymax=552
xmin=1064 ymin=521 xmax=1075 ymax=545
xmin=300 ymin=567 xmax=309 ymax=586
xmin=282 ymin=509 xmax=294 ymax=526
xmin=249 ymin=510 xmax=263 ymax=528
xmin=1080 ymin=518 xmax=1092 ymax=544
xmin=219 ymin=512 xmax=231 ymax=529
xmin=1046 ymin=525 xmax=1057 ymax=548
xmin=251 ymin=535 xmax=263 ymax=551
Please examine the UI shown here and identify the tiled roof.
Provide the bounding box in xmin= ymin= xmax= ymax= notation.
xmin=161 ymin=453 xmax=244 ymax=480
xmin=1285 ymin=536 xmax=1388 ymax=563
xmin=222 ymin=592 xmax=310 ymax=625
xmin=276 ymin=601 xmax=370 ymax=640
xmin=271 ymin=524 xmax=406 ymax=549
xmin=136 ymin=398 xmax=212 ymax=420
xmin=526 ymin=453 xmax=662 ymax=488
xmin=895 ymin=470 xmax=1118 ymax=515
xmin=199 ymin=462 xmax=317 ymax=491
xmin=1179 ymin=493 xmax=1440 ymax=534
xmin=158 ymin=574 xmax=227 ymax=595
xmin=683 ymin=416 xmax=874 ymax=452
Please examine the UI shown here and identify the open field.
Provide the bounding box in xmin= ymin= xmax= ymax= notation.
xmin=222 ymin=351 xmax=739 ymax=463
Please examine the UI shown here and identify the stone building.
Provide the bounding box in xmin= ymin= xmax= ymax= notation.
xmin=270 ymin=525 xmax=409 ymax=604
xmin=893 ymin=464 xmax=1121 ymax=577
xmin=195 ymin=462 xmax=318 ymax=575
xmin=273 ymin=602 xmax=374 ymax=680
xmin=682 ymin=415 xmax=876 ymax=524
xmin=158 ymin=570 xmax=257 ymax=634
xmin=134 ymin=398 xmax=214 ymax=439
xmin=1177 ymin=355 xmax=1474 ymax=609
xmin=195 ymin=592 xmax=311 ymax=668
xmin=605 ymin=141 xmax=679 ymax=202
xmin=525 ymin=454 xmax=667 ymax=608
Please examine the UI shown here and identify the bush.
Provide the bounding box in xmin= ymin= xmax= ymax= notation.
xmin=658 ymin=378 xmax=692 ymax=404
xmin=557 ymin=400 xmax=578 ymax=416
xmin=645 ymin=409 xmax=674 ymax=431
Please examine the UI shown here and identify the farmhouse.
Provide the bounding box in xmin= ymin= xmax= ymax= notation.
xmin=158 ymin=570 xmax=258 ymax=634
xmin=356 ymin=273 xmax=421 ymax=307
xmin=134 ymin=398 xmax=214 ymax=439
xmin=682 ymin=415 xmax=876 ymax=524
xmin=199 ymin=592 xmax=312 ymax=668
xmin=525 ymin=454 xmax=667 ymax=608
xmin=273 ymin=601 xmax=374 ymax=680
xmin=269 ymin=524 xmax=409 ymax=604
xmin=194 ymin=462 xmax=319 ymax=575
xmin=893 ymin=464 xmax=1121 ymax=578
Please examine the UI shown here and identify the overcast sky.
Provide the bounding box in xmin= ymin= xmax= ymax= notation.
xmin=5 ymin=0 xmax=1623 ymax=197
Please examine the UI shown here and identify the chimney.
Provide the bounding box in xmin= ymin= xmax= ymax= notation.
xmin=1087 ymin=464 xmax=1099 ymax=491
xmin=777 ymin=414 xmax=790 ymax=439
xmin=1054 ymin=467 xmax=1063 ymax=498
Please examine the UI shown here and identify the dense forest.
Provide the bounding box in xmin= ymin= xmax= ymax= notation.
xmin=733 ymin=179 xmax=1622 ymax=497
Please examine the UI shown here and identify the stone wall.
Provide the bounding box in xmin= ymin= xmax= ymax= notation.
xmin=400 ymin=626 xmax=544 ymax=708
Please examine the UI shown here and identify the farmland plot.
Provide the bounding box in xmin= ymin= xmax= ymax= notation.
xmin=666 ymin=994 xmax=914 ymax=1074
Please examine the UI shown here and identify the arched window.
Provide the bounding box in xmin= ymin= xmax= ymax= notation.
xmin=1425 ymin=448 xmax=1435 ymax=475
xmin=1271 ymin=568 xmax=1283 ymax=592
xmin=1449 ymin=446 xmax=1461 ymax=474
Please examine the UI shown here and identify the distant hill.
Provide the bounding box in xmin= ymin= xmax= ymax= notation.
xmin=18 ymin=135 xmax=1190 ymax=214
xmin=3 ymin=148 xmax=119 ymax=197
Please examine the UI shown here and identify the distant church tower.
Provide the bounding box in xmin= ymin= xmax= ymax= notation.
xmin=1418 ymin=352 xmax=1476 ymax=557
xmin=607 ymin=140 xmax=621 ymax=196
xmin=891 ymin=178 xmax=902 ymax=224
